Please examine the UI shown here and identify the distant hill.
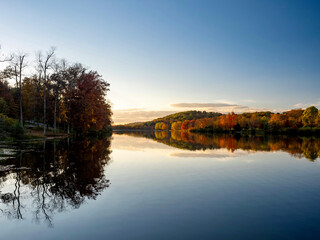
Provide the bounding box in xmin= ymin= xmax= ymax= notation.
xmin=113 ymin=111 xmax=221 ymax=130
xmin=113 ymin=106 xmax=320 ymax=136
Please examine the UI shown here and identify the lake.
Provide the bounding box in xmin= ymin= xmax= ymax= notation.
xmin=0 ymin=131 xmax=320 ymax=239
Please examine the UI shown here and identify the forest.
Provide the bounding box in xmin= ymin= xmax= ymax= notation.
xmin=114 ymin=111 xmax=221 ymax=130
xmin=0 ymin=47 xmax=112 ymax=138
xmin=114 ymin=107 xmax=320 ymax=136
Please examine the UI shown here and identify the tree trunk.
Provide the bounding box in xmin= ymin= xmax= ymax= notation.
xmin=37 ymin=73 xmax=41 ymax=125
xmin=19 ymin=68 xmax=23 ymax=125
xmin=54 ymin=90 xmax=57 ymax=133
xmin=43 ymin=73 xmax=46 ymax=136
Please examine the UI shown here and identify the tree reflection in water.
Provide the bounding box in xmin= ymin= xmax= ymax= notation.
xmin=0 ymin=137 xmax=111 ymax=227
xmin=117 ymin=131 xmax=320 ymax=162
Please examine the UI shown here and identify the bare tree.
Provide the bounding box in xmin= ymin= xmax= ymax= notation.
xmin=51 ymin=59 xmax=67 ymax=133
xmin=0 ymin=45 xmax=13 ymax=63
xmin=34 ymin=63 xmax=43 ymax=124
xmin=37 ymin=47 xmax=56 ymax=135
xmin=11 ymin=53 xmax=27 ymax=125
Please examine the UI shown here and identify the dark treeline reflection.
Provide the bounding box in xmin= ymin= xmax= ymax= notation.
xmin=0 ymin=137 xmax=111 ymax=226
xmin=116 ymin=131 xmax=320 ymax=161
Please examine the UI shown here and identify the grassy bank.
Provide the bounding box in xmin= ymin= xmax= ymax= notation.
xmin=0 ymin=114 xmax=113 ymax=142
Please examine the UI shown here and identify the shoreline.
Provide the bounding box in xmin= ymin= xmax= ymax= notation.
xmin=113 ymin=128 xmax=320 ymax=137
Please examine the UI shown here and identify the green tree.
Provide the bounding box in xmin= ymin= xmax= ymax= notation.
xmin=302 ymin=106 xmax=318 ymax=127
xmin=0 ymin=97 xmax=9 ymax=115
xmin=317 ymin=111 xmax=320 ymax=127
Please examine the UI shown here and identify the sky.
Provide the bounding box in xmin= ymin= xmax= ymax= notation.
xmin=0 ymin=0 xmax=319 ymax=124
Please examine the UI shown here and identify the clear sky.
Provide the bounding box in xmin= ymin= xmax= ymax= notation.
xmin=1 ymin=0 xmax=319 ymax=124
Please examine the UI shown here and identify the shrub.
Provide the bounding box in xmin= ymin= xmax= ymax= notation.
xmin=0 ymin=114 xmax=24 ymax=138
xmin=0 ymin=98 xmax=9 ymax=115
xmin=11 ymin=122 xmax=25 ymax=138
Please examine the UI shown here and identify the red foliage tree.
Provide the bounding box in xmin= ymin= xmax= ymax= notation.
xmin=181 ymin=120 xmax=190 ymax=130
xmin=69 ymin=71 xmax=111 ymax=133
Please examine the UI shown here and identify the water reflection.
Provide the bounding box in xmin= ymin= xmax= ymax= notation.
xmin=0 ymin=137 xmax=111 ymax=226
xmin=115 ymin=131 xmax=320 ymax=161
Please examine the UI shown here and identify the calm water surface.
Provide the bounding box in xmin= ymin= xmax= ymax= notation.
xmin=0 ymin=132 xmax=320 ymax=240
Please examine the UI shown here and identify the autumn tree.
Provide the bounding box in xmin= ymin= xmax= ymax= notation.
xmin=68 ymin=70 xmax=111 ymax=133
xmin=0 ymin=77 xmax=15 ymax=117
xmin=302 ymin=106 xmax=318 ymax=127
xmin=171 ymin=121 xmax=182 ymax=131
xmin=194 ymin=118 xmax=207 ymax=130
xmin=155 ymin=122 xmax=162 ymax=130
xmin=269 ymin=113 xmax=285 ymax=129
xmin=0 ymin=45 xmax=113 ymax=135
xmin=227 ymin=112 xmax=237 ymax=129
xmin=22 ymin=76 xmax=38 ymax=121
xmin=219 ymin=115 xmax=228 ymax=130
xmin=64 ymin=63 xmax=84 ymax=133
xmin=49 ymin=59 xmax=68 ymax=132
xmin=181 ymin=120 xmax=190 ymax=130
xmin=284 ymin=109 xmax=304 ymax=128
xmin=187 ymin=120 xmax=196 ymax=130
xmin=161 ymin=123 xmax=170 ymax=130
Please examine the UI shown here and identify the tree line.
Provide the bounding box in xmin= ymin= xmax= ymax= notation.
xmin=114 ymin=111 xmax=221 ymax=130
xmin=116 ymin=107 xmax=320 ymax=135
xmin=0 ymin=46 xmax=112 ymax=137
xmin=173 ymin=107 xmax=320 ymax=134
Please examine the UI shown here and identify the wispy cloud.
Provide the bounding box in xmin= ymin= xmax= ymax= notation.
xmin=242 ymin=99 xmax=256 ymax=103
xmin=113 ymin=109 xmax=178 ymax=124
xmin=293 ymin=103 xmax=306 ymax=108
xmin=170 ymin=150 xmax=249 ymax=159
xmin=170 ymin=102 xmax=268 ymax=113
xmin=171 ymin=103 xmax=239 ymax=108
xmin=293 ymin=99 xmax=320 ymax=109
xmin=115 ymin=108 xmax=147 ymax=112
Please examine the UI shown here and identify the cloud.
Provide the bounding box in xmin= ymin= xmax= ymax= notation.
xmin=113 ymin=109 xmax=178 ymax=124
xmin=170 ymin=150 xmax=249 ymax=159
xmin=242 ymin=99 xmax=256 ymax=103
xmin=293 ymin=103 xmax=306 ymax=108
xmin=171 ymin=102 xmax=239 ymax=108
xmin=115 ymin=108 xmax=146 ymax=112
xmin=293 ymin=100 xmax=320 ymax=109
xmin=170 ymin=102 xmax=268 ymax=113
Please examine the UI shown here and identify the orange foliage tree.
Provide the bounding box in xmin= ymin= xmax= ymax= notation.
xmin=181 ymin=120 xmax=190 ymax=130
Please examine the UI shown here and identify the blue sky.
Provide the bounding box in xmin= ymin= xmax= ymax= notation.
xmin=0 ymin=0 xmax=319 ymax=123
